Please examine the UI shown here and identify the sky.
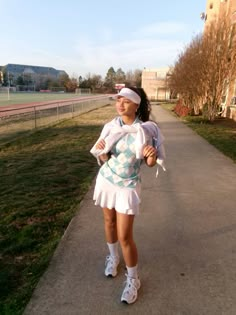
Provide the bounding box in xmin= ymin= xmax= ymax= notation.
xmin=0 ymin=0 xmax=207 ymax=78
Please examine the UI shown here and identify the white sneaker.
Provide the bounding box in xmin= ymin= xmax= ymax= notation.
xmin=121 ymin=274 xmax=141 ymax=304
xmin=105 ymin=255 xmax=120 ymax=277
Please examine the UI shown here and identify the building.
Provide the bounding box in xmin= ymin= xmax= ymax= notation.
xmin=204 ymin=0 xmax=236 ymax=28
xmin=203 ymin=0 xmax=236 ymax=120
xmin=0 ymin=66 xmax=3 ymax=85
xmin=0 ymin=63 xmax=68 ymax=89
xmin=141 ymin=67 xmax=171 ymax=101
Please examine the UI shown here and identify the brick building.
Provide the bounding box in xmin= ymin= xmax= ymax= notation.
xmin=204 ymin=0 xmax=236 ymax=28
xmin=141 ymin=67 xmax=171 ymax=101
xmin=203 ymin=0 xmax=236 ymax=120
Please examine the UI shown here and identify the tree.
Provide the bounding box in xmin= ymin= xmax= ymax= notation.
xmin=133 ymin=69 xmax=142 ymax=87
xmin=169 ymin=34 xmax=205 ymax=115
xmin=201 ymin=12 xmax=236 ymax=120
xmin=78 ymin=73 xmax=103 ymax=92
xmin=78 ymin=76 xmax=83 ymax=85
xmin=169 ymin=11 xmax=236 ymax=121
xmin=89 ymin=74 xmax=103 ymax=91
xmin=16 ymin=76 xmax=24 ymax=86
xmin=104 ymin=67 xmax=116 ymax=90
xmin=124 ymin=69 xmax=142 ymax=87
xmin=115 ymin=68 xmax=126 ymax=83
xmin=65 ymin=77 xmax=78 ymax=92
xmin=58 ymin=73 xmax=70 ymax=89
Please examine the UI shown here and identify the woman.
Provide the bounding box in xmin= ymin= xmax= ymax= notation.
xmin=90 ymin=87 xmax=165 ymax=304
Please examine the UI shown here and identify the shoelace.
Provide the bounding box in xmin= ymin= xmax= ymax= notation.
xmin=105 ymin=255 xmax=117 ymax=266
xmin=123 ymin=274 xmax=138 ymax=290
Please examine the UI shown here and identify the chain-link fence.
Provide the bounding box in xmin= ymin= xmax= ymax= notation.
xmin=0 ymin=96 xmax=112 ymax=145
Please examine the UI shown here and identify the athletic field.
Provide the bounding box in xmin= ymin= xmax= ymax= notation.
xmin=0 ymin=92 xmax=94 ymax=107
xmin=0 ymin=93 xmax=113 ymax=145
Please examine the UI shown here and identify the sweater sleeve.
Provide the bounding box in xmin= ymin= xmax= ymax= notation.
xmin=90 ymin=119 xmax=116 ymax=165
xmin=142 ymin=121 xmax=166 ymax=176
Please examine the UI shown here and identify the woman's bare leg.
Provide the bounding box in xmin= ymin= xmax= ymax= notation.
xmin=116 ymin=213 xmax=137 ymax=267
xmin=103 ymin=208 xmax=119 ymax=277
xmin=102 ymin=208 xmax=118 ymax=243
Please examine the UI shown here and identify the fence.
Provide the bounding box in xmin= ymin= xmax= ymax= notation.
xmin=0 ymin=96 xmax=112 ymax=145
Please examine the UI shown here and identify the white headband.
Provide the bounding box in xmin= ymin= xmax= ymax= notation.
xmin=116 ymin=88 xmax=141 ymax=105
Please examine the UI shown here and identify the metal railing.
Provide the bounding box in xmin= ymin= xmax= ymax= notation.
xmin=0 ymin=96 xmax=112 ymax=145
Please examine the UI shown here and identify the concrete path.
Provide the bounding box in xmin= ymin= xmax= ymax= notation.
xmin=24 ymin=106 xmax=236 ymax=315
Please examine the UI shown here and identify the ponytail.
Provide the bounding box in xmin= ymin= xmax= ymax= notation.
xmin=127 ymin=86 xmax=151 ymax=122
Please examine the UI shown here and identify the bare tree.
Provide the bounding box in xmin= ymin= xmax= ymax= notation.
xmin=125 ymin=69 xmax=142 ymax=87
xmin=169 ymin=11 xmax=236 ymax=121
xmin=201 ymin=12 xmax=236 ymax=120
xmin=169 ymin=34 xmax=205 ymax=115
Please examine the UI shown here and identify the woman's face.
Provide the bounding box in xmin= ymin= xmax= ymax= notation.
xmin=115 ymin=96 xmax=138 ymax=117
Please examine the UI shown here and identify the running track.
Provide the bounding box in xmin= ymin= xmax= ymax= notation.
xmin=0 ymin=94 xmax=114 ymax=118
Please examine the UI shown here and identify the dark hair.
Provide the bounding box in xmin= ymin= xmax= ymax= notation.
xmin=127 ymin=86 xmax=151 ymax=122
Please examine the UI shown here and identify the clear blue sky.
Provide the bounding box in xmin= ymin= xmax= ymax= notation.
xmin=0 ymin=0 xmax=207 ymax=78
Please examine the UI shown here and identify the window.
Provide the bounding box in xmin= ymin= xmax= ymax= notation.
xmin=209 ymin=3 xmax=213 ymax=9
xmin=232 ymin=11 xmax=236 ymax=25
xmin=231 ymin=97 xmax=236 ymax=105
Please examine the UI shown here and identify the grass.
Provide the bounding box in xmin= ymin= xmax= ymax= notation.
xmin=1 ymin=101 xmax=235 ymax=314
xmin=0 ymin=105 xmax=116 ymax=315
xmin=0 ymin=92 xmax=95 ymax=107
xmin=161 ymin=103 xmax=236 ymax=162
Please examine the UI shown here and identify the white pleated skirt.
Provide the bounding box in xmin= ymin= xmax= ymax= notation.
xmin=93 ymin=172 xmax=141 ymax=215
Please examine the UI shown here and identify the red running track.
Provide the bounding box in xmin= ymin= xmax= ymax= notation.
xmin=0 ymin=94 xmax=114 ymax=118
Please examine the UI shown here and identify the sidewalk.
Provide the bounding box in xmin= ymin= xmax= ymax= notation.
xmin=24 ymin=106 xmax=236 ymax=315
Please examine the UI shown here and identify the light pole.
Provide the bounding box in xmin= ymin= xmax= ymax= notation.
xmin=7 ymin=72 xmax=10 ymax=100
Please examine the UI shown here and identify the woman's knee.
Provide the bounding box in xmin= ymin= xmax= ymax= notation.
xmin=118 ymin=232 xmax=133 ymax=247
xmin=103 ymin=208 xmax=117 ymax=229
xmin=105 ymin=217 xmax=117 ymax=230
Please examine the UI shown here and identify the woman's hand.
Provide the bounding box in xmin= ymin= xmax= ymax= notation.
xmin=143 ymin=145 xmax=157 ymax=167
xmin=95 ymin=139 xmax=110 ymax=163
xmin=95 ymin=139 xmax=106 ymax=150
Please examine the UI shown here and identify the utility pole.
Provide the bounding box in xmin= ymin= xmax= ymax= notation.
xmin=7 ymin=72 xmax=10 ymax=100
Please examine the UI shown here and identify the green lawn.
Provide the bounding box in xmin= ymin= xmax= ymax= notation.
xmin=0 ymin=105 xmax=116 ymax=315
xmin=161 ymin=103 xmax=236 ymax=162
xmin=0 ymin=92 xmax=93 ymax=107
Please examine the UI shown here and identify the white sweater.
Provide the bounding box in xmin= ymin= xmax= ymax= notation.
xmin=90 ymin=117 xmax=166 ymax=176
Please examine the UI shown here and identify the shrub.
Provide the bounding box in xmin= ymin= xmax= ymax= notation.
xmin=173 ymin=99 xmax=191 ymax=117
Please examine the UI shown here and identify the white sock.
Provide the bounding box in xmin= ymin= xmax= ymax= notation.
xmin=107 ymin=242 xmax=119 ymax=259
xmin=126 ymin=265 xmax=138 ymax=279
